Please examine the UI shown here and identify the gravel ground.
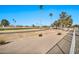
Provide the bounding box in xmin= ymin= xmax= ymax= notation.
xmin=47 ymin=31 xmax=72 ymax=54
xmin=75 ymin=30 xmax=79 ymax=54
xmin=0 ymin=29 xmax=68 ymax=54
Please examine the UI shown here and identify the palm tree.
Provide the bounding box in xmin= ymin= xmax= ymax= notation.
xmin=38 ymin=5 xmax=43 ymax=37
xmin=49 ymin=13 xmax=53 ymax=18
xmin=13 ymin=19 xmax=16 ymax=28
xmin=49 ymin=13 xmax=53 ymax=29
xmin=39 ymin=5 xmax=43 ymax=28
xmin=39 ymin=5 xmax=43 ymax=10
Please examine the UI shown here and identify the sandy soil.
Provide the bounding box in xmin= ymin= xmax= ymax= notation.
xmin=0 ymin=29 xmax=69 ymax=54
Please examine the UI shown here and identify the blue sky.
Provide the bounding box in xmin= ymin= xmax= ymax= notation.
xmin=0 ymin=5 xmax=79 ymax=26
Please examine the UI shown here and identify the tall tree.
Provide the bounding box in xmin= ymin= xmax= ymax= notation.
xmin=60 ymin=12 xmax=67 ymax=18
xmin=53 ymin=20 xmax=59 ymax=29
xmin=13 ymin=18 xmax=16 ymax=28
xmin=39 ymin=5 xmax=43 ymax=10
xmin=32 ymin=24 xmax=35 ymax=27
xmin=52 ymin=12 xmax=73 ymax=29
xmin=49 ymin=13 xmax=53 ymax=29
xmin=59 ymin=12 xmax=73 ymax=28
xmin=1 ymin=19 xmax=10 ymax=27
xmin=49 ymin=13 xmax=53 ymax=18
xmin=65 ymin=16 xmax=73 ymax=27
xmin=39 ymin=5 xmax=43 ymax=28
xmin=38 ymin=5 xmax=44 ymax=37
xmin=13 ymin=19 xmax=16 ymax=23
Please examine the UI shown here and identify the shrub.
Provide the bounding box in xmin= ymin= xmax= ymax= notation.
xmin=57 ymin=33 xmax=62 ymax=35
xmin=0 ymin=40 xmax=6 ymax=45
xmin=0 ymin=40 xmax=10 ymax=45
xmin=39 ymin=34 xmax=43 ymax=37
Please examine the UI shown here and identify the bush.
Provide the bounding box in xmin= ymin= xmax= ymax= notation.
xmin=0 ymin=40 xmax=10 ymax=45
xmin=57 ymin=33 xmax=62 ymax=35
xmin=0 ymin=40 xmax=6 ymax=45
xmin=39 ymin=34 xmax=43 ymax=37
